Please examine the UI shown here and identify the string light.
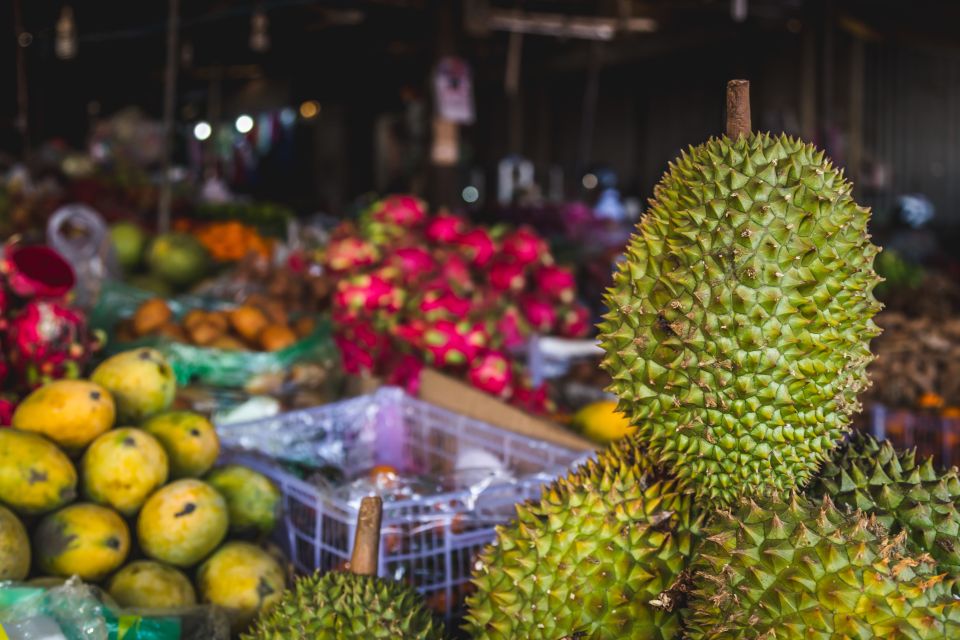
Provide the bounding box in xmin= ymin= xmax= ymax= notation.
xmin=235 ymin=115 xmax=254 ymax=134
xmin=55 ymin=6 xmax=77 ymax=60
xmin=250 ymin=9 xmax=270 ymax=52
xmin=193 ymin=122 xmax=212 ymax=141
xmin=299 ymin=100 xmax=320 ymax=119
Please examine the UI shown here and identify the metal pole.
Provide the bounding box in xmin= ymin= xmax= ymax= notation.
xmin=158 ymin=0 xmax=181 ymax=233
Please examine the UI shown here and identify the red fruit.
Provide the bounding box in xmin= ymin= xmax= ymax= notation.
xmin=325 ymin=237 xmax=379 ymax=272
xmin=388 ymin=247 xmax=436 ymax=282
xmin=6 ymin=299 xmax=91 ymax=389
xmin=371 ymin=195 xmax=427 ymax=227
xmin=534 ymin=265 xmax=576 ymax=304
xmin=496 ymin=306 xmax=529 ymax=350
xmin=425 ymin=213 xmax=468 ymax=244
xmin=520 ymin=295 xmax=558 ymax=333
xmin=468 ymin=351 xmax=513 ymax=398
xmin=392 ymin=320 xmax=427 ymax=349
xmin=511 ymin=381 xmax=553 ymax=415
xmin=385 ymin=354 xmax=424 ymax=395
xmin=501 ymin=227 xmax=550 ymax=267
xmin=0 ymin=396 xmax=16 ymax=426
xmin=417 ymin=288 xmax=472 ymax=320
xmin=332 ymin=274 xmax=404 ymax=321
xmin=2 ymin=244 xmax=76 ymax=299
xmin=558 ymin=304 xmax=592 ymax=338
xmin=421 ymin=320 xmax=486 ymax=367
xmin=456 ymin=229 xmax=495 ymax=267
xmin=488 ymin=259 xmax=526 ymax=293
xmin=334 ymin=322 xmax=389 ymax=374
xmin=437 ymin=254 xmax=473 ymax=291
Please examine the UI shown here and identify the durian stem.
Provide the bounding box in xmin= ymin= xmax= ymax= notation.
xmin=349 ymin=496 xmax=383 ymax=576
xmin=726 ymin=79 xmax=751 ymax=139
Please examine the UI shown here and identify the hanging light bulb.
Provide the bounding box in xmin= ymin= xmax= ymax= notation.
xmin=250 ymin=9 xmax=270 ymax=53
xmin=55 ymin=5 xmax=77 ymax=60
xmin=731 ymin=0 xmax=748 ymax=23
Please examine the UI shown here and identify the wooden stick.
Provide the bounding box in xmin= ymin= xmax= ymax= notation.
xmin=349 ymin=496 xmax=383 ymax=576
xmin=726 ymin=79 xmax=751 ymax=139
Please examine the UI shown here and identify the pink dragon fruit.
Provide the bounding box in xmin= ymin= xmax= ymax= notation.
xmin=456 ymin=228 xmax=496 ymax=267
xmin=421 ymin=320 xmax=487 ymax=367
xmin=325 ymin=237 xmax=380 ymax=272
xmin=417 ymin=287 xmax=472 ymax=320
xmin=496 ymin=305 xmax=529 ymax=350
xmin=425 ymin=213 xmax=468 ymax=244
xmin=501 ymin=227 xmax=550 ymax=267
xmin=392 ymin=319 xmax=427 ymax=350
xmin=534 ymin=265 xmax=576 ymax=304
xmin=511 ymin=380 xmax=553 ymax=415
xmin=385 ymin=353 xmax=425 ymax=395
xmin=0 ymin=395 xmax=16 ymax=426
xmin=435 ymin=253 xmax=474 ymax=291
xmin=6 ymin=299 xmax=94 ymax=389
xmin=520 ymin=295 xmax=558 ymax=334
xmin=558 ymin=304 xmax=592 ymax=338
xmin=388 ymin=247 xmax=436 ymax=283
xmin=468 ymin=351 xmax=513 ymax=398
xmin=371 ymin=195 xmax=427 ymax=228
xmin=488 ymin=259 xmax=526 ymax=292
xmin=334 ymin=322 xmax=389 ymax=374
xmin=2 ymin=244 xmax=76 ymax=299
xmin=332 ymin=274 xmax=404 ymax=322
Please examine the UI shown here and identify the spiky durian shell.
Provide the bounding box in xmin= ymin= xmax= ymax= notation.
xmin=684 ymin=492 xmax=960 ymax=639
xmin=242 ymin=571 xmax=444 ymax=640
xmin=809 ymin=432 xmax=960 ymax=574
xmin=464 ymin=437 xmax=704 ymax=640
xmin=599 ymin=132 xmax=883 ymax=507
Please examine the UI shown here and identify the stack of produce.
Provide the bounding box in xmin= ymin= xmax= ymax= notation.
xmin=0 ymin=347 xmax=286 ymax=634
xmin=175 ymin=219 xmax=276 ymax=263
xmin=117 ymin=298 xmax=314 ymax=353
xmin=462 ymin=82 xmax=960 ymax=639
xmin=326 ymin=195 xmax=592 ymax=413
xmin=110 ymin=222 xmax=211 ymax=295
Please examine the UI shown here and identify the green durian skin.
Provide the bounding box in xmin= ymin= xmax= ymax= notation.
xmin=242 ymin=571 xmax=444 ymax=640
xmin=685 ymin=492 xmax=960 ymax=639
xmin=600 ymin=132 xmax=883 ymax=507
xmin=465 ymin=437 xmax=704 ymax=640
xmin=809 ymin=432 xmax=960 ymax=574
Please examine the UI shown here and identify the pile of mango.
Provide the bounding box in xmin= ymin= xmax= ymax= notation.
xmin=0 ymin=348 xmax=287 ymax=633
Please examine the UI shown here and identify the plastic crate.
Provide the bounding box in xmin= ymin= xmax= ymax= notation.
xmin=216 ymin=387 xmax=588 ymax=619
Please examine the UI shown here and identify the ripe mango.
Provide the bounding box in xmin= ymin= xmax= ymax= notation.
xmin=206 ymin=465 xmax=280 ymax=539
xmin=82 ymin=428 xmax=169 ymax=516
xmin=0 ymin=505 xmax=29 ymax=580
xmin=91 ymin=348 xmax=176 ymax=423
xmin=0 ymin=430 xmax=77 ymax=515
xmin=12 ymin=380 xmax=115 ymax=453
xmin=34 ymin=503 xmax=130 ymax=581
xmin=108 ymin=560 xmax=197 ymax=608
xmin=197 ymin=542 xmax=285 ymax=633
xmin=137 ymin=479 xmax=228 ymax=567
xmin=143 ymin=411 xmax=219 ymax=478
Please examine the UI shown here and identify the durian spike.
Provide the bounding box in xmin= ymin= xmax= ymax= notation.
xmin=349 ymin=496 xmax=383 ymax=576
xmin=725 ymin=79 xmax=751 ymax=138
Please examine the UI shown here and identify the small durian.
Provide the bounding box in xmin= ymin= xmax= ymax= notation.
xmin=243 ymin=497 xmax=444 ymax=640
xmin=464 ymin=437 xmax=704 ymax=639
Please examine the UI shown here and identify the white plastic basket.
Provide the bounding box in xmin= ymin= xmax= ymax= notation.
xmin=216 ymin=387 xmax=587 ymax=619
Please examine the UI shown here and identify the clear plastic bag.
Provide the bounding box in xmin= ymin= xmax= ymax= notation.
xmin=46 ymin=204 xmax=120 ymax=310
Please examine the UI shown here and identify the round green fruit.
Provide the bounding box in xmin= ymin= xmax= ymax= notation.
xmin=110 ymin=222 xmax=147 ymax=272
xmin=197 ymin=542 xmax=285 ymax=634
xmin=142 ymin=411 xmax=219 ymax=478
xmin=91 ymin=348 xmax=176 ymax=424
xmin=137 ymin=479 xmax=228 ymax=567
xmin=82 ymin=428 xmax=168 ymax=516
xmin=107 ymin=560 xmax=197 ymax=608
xmin=0 ymin=505 xmax=30 ymax=580
xmin=206 ymin=465 xmax=280 ymax=539
xmin=147 ymin=233 xmax=209 ymax=288
xmin=34 ymin=503 xmax=130 ymax=581
xmin=12 ymin=380 xmax=115 ymax=453
xmin=0 ymin=429 xmax=77 ymax=515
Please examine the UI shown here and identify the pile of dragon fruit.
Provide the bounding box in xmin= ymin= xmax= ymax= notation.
xmin=324 ymin=195 xmax=592 ymax=413
xmin=0 ymin=243 xmax=102 ymax=420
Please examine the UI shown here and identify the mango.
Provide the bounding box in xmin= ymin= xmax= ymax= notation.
xmin=196 ymin=542 xmax=285 ymax=633
xmin=34 ymin=503 xmax=130 ymax=581
xmin=0 ymin=430 xmax=77 ymax=515
xmin=12 ymin=380 xmax=115 ymax=453
xmin=143 ymin=411 xmax=219 ymax=478
xmin=91 ymin=348 xmax=176 ymax=423
xmin=107 ymin=560 xmax=197 ymax=608
xmin=137 ymin=479 xmax=228 ymax=567
xmin=571 ymin=400 xmax=637 ymax=444
xmin=206 ymin=465 xmax=280 ymax=539
xmin=0 ymin=505 xmax=29 ymax=580
xmin=82 ymin=428 xmax=168 ymax=516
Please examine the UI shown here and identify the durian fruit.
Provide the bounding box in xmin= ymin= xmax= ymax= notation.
xmin=600 ymin=131 xmax=883 ymax=506
xmin=809 ymin=432 xmax=960 ymax=574
xmin=464 ymin=438 xmax=703 ymax=639
xmin=243 ymin=496 xmax=444 ymax=640
xmin=684 ymin=491 xmax=960 ymax=639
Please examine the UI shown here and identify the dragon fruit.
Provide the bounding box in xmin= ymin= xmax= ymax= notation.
xmin=2 ymin=244 xmax=76 ymax=299
xmin=520 ymin=295 xmax=558 ymax=333
xmin=425 ymin=213 xmax=468 ymax=244
xmin=388 ymin=247 xmax=436 ymax=283
xmin=456 ymin=228 xmax=496 ymax=267
xmin=468 ymin=351 xmax=513 ymax=398
xmin=371 ymin=195 xmax=427 ymax=228
xmin=325 ymin=237 xmax=380 ymax=272
xmin=0 ymin=396 xmax=16 ymax=426
xmin=6 ymin=299 xmax=94 ymax=389
xmin=421 ymin=320 xmax=487 ymax=367
xmin=332 ymin=274 xmax=404 ymax=322
xmin=534 ymin=265 xmax=576 ymax=304
xmin=334 ymin=322 xmax=390 ymax=374
xmin=436 ymin=253 xmax=474 ymax=291
xmin=488 ymin=259 xmax=526 ymax=293
xmin=558 ymin=303 xmax=592 ymax=338
xmin=496 ymin=305 xmax=529 ymax=350
xmin=501 ymin=227 xmax=550 ymax=267
xmin=385 ymin=353 xmax=424 ymax=395
xmin=417 ymin=288 xmax=472 ymax=320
